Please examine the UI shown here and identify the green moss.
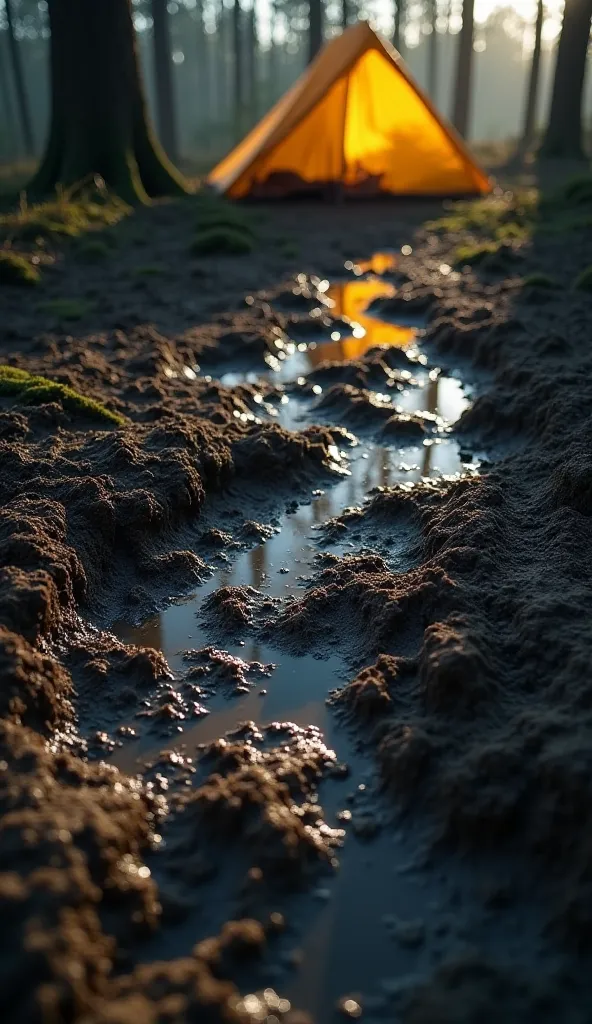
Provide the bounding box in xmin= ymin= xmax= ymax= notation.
xmin=191 ymin=226 xmax=254 ymax=256
xmin=561 ymin=174 xmax=592 ymax=206
xmin=196 ymin=205 xmax=255 ymax=236
xmin=76 ymin=238 xmax=113 ymax=262
xmin=39 ymin=298 xmax=97 ymax=321
xmin=0 ymin=186 xmax=130 ymax=246
xmin=522 ymin=272 xmax=559 ymax=289
xmin=573 ymin=266 xmax=592 ymax=293
xmin=427 ymin=191 xmax=538 ymax=239
xmin=0 ymin=365 xmax=125 ymax=425
xmin=453 ymin=241 xmax=501 ymax=266
xmin=0 ymin=250 xmax=40 ymax=286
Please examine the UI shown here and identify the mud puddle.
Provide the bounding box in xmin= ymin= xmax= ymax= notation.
xmin=100 ymin=256 xmax=528 ymax=1020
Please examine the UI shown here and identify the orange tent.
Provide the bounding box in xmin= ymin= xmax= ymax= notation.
xmin=208 ymin=21 xmax=491 ymax=200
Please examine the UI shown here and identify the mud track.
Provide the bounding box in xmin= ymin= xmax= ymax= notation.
xmin=2 ymin=198 xmax=592 ymax=1022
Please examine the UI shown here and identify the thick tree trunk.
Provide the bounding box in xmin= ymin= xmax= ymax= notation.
xmin=308 ymin=0 xmax=323 ymax=64
xmin=427 ymin=0 xmax=438 ymax=96
xmin=452 ymin=0 xmax=475 ymax=138
xmin=28 ymin=0 xmax=186 ymax=203
xmin=393 ymin=0 xmax=404 ymax=53
xmin=233 ymin=0 xmax=243 ymax=134
xmin=5 ymin=0 xmax=34 ymax=156
xmin=540 ymin=0 xmax=592 ymax=159
xmin=0 ymin=29 xmax=19 ymax=156
xmin=519 ymin=0 xmax=544 ymax=156
xmin=151 ymin=0 xmax=179 ymax=163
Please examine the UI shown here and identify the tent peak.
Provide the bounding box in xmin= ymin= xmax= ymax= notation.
xmin=208 ymin=24 xmax=491 ymax=200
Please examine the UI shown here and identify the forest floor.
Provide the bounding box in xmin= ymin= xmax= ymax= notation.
xmin=3 ymin=171 xmax=592 ymax=1023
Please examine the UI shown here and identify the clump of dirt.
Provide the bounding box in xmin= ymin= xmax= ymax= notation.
xmin=175 ymin=722 xmax=344 ymax=883
xmin=183 ymin=646 xmax=275 ymax=695
xmin=313 ymin=383 xmax=431 ymax=440
xmin=0 ymin=717 xmax=163 ymax=1023
xmin=270 ymin=551 xmax=451 ymax=662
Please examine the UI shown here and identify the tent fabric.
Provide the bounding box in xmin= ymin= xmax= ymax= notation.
xmin=208 ymin=21 xmax=491 ymax=199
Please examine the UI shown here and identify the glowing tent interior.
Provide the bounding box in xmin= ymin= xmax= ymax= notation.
xmin=208 ymin=21 xmax=491 ymax=199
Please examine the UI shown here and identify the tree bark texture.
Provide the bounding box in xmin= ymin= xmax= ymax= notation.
xmin=0 ymin=29 xmax=19 ymax=154
xmin=151 ymin=0 xmax=179 ymax=163
xmin=5 ymin=0 xmax=35 ymax=156
xmin=541 ymin=0 xmax=592 ymax=159
xmin=308 ymin=0 xmax=323 ymax=64
xmin=519 ymin=0 xmax=544 ymax=155
xmin=29 ymin=0 xmax=186 ymax=202
xmin=452 ymin=0 xmax=475 ymax=138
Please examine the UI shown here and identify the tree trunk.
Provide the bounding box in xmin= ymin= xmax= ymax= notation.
xmin=195 ymin=0 xmax=210 ymax=128
xmin=268 ymin=1 xmax=278 ymax=99
xmin=393 ymin=0 xmax=404 ymax=53
xmin=519 ymin=0 xmax=544 ymax=156
xmin=427 ymin=0 xmax=438 ymax=96
xmin=151 ymin=0 xmax=179 ymax=163
xmin=341 ymin=0 xmax=348 ymax=31
xmin=5 ymin=0 xmax=35 ymax=156
xmin=308 ymin=0 xmax=323 ymax=64
xmin=540 ymin=0 xmax=592 ymax=159
xmin=246 ymin=3 xmax=258 ymax=119
xmin=0 ymin=29 xmax=19 ymax=157
xmin=233 ymin=0 xmax=243 ymax=135
xmin=28 ymin=0 xmax=186 ymax=203
xmin=452 ymin=0 xmax=475 ymax=138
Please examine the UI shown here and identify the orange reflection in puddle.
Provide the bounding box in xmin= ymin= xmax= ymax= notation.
xmin=314 ymin=274 xmax=416 ymax=364
xmin=346 ymin=251 xmax=398 ymax=276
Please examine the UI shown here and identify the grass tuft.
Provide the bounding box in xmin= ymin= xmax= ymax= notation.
xmin=0 ymin=365 xmax=125 ymax=424
xmin=0 ymin=183 xmax=130 ymax=246
xmin=0 ymin=249 xmax=40 ymax=286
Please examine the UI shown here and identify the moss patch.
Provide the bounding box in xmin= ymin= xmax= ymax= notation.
xmin=0 ymin=250 xmax=40 ymax=286
xmin=195 ymin=203 xmax=255 ymax=238
xmin=191 ymin=226 xmax=254 ymax=256
xmin=522 ymin=273 xmax=559 ymax=290
xmin=0 ymin=365 xmax=125 ymax=425
xmin=0 ymin=186 xmax=130 ymax=246
xmin=76 ymin=238 xmax=113 ymax=262
xmin=453 ymin=241 xmax=502 ymax=267
xmin=38 ymin=298 xmax=97 ymax=321
xmin=573 ymin=266 xmax=592 ymax=293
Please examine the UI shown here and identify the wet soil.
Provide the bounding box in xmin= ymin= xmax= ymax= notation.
xmin=3 ymin=196 xmax=592 ymax=1022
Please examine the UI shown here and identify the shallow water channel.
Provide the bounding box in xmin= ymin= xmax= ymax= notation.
xmin=103 ymin=255 xmax=537 ymax=1019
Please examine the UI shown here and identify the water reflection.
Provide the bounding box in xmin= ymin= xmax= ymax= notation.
xmin=107 ymin=253 xmax=486 ymax=1021
xmin=319 ymin=278 xmax=416 ymax=358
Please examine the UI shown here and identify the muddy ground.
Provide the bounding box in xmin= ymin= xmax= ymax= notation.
xmin=3 ymin=190 xmax=592 ymax=1022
